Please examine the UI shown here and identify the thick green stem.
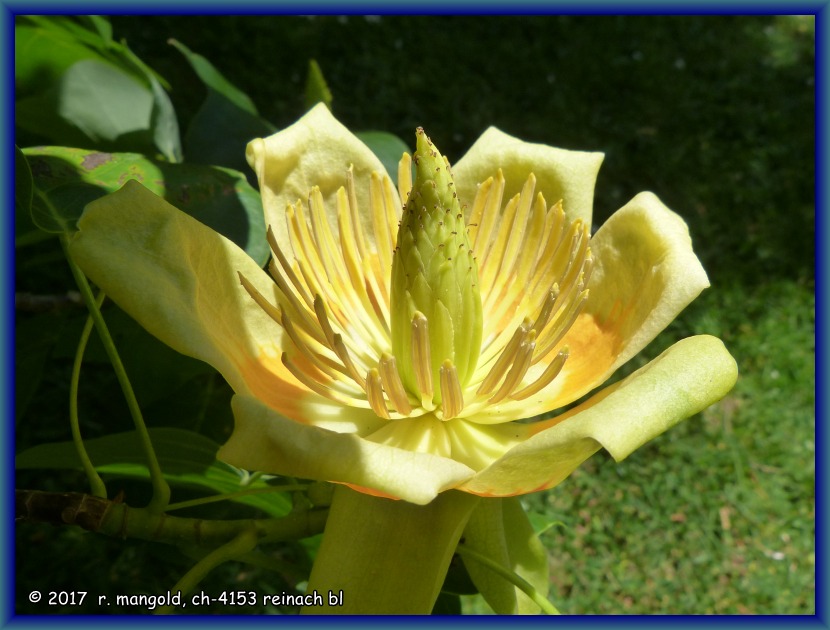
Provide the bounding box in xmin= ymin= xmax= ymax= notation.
xmin=60 ymin=234 xmax=170 ymax=512
xmin=303 ymin=486 xmax=480 ymax=614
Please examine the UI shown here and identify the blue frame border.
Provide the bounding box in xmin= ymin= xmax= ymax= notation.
xmin=5 ymin=3 xmax=825 ymax=628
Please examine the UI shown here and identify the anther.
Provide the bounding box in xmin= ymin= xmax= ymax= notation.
xmin=411 ymin=312 xmax=433 ymax=400
xmin=477 ymin=319 xmax=531 ymax=396
xmin=379 ymin=353 xmax=412 ymax=415
xmin=281 ymin=353 xmax=358 ymax=407
xmin=489 ymin=330 xmax=537 ymax=404
xmin=511 ymin=347 xmax=569 ymax=400
xmin=532 ymin=286 xmax=560 ymax=335
xmin=440 ymin=360 xmax=465 ymax=420
xmin=366 ymin=368 xmax=390 ymax=419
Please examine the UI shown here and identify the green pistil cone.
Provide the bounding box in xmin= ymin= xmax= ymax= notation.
xmin=391 ymin=129 xmax=483 ymax=403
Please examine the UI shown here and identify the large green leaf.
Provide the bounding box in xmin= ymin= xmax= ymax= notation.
xmin=15 ymin=428 xmax=292 ymax=517
xmin=170 ymin=39 xmax=274 ymax=174
xmin=24 ymin=147 xmax=269 ymax=265
xmin=59 ymin=59 xmax=154 ymax=143
xmin=16 ymin=17 xmax=110 ymax=95
xmin=15 ymin=16 xmax=180 ymax=160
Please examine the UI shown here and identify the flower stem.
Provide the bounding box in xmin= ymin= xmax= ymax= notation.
xmin=455 ymin=543 xmax=560 ymax=615
xmin=60 ymin=234 xmax=170 ymax=512
xmin=155 ymin=528 xmax=260 ymax=615
xmin=69 ymin=290 xmax=108 ymax=499
xmin=303 ymin=486 xmax=480 ymax=614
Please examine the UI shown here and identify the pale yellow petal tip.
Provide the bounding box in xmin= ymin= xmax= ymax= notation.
xmin=245 ymin=137 xmax=265 ymax=171
xmin=601 ymin=334 xmax=739 ymax=462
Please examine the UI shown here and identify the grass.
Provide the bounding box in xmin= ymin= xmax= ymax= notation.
xmin=16 ymin=15 xmax=814 ymax=616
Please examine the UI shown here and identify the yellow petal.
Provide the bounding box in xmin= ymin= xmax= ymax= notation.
xmin=460 ymin=335 xmax=737 ymax=497
xmin=69 ymin=181 xmax=317 ymax=424
xmin=219 ymin=395 xmax=477 ymax=505
xmin=246 ymin=103 xmax=395 ymax=257
xmin=556 ymin=191 xmax=710 ymax=405
xmin=452 ymin=126 xmax=604 ymax=226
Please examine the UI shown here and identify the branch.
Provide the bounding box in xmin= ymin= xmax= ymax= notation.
xmin=15 ymin=489 xmax=328 ymax=547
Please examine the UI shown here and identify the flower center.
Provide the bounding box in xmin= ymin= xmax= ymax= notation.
xmin=390 ymin=129 xmax=483 ymax=412
xmin=239 ymin=142 xmax=592 ymax=425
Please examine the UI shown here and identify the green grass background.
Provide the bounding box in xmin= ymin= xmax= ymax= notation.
xmin=16 ymin=15 xmax=814 ymax=615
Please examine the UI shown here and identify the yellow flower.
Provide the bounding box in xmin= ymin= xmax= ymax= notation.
xmin=69 ymin=104 xmax=737 ymax=506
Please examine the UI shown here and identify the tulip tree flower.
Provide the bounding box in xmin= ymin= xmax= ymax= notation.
xmin=69 ymin=104 xmax=737 ymax=614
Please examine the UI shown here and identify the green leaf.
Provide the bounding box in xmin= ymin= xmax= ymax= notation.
xmin=147 ymin=70 xmax=183 ymax=163
xmin=60 ymin=59 xmax=154 ymax=143
xmin=304 ymin=59 xmax=333 ymax=111
xmin=169 ymin=39 xmax=274 ymax=172
xmin=31 ymin=181 xmax=106 ymax=234
xmin=15 ymin=17 xmax=179 ymax=158
xmin=461 ymin=497 xmax=551 ymax=614
xmin=184 ymin=91 xmax=274 ymax=175
xmin=117 ymin=41 xmax=182 ymax=162
xmin=355 ymin=130 xmax=410 ymax=180
xmin=15 ymin=18 xmax=108 ymax=96
xmin=82 ymin=15 xmax=112 ymax=43
xmin=24 ymin=147 xmax=269 ymax=265
xmin=14 ymin=146 xmax=54 ymax=248
xmin=169 ymin=39 xmax=258 ymax=114
xmin=15 ymin=428 xmax=292 ymax=517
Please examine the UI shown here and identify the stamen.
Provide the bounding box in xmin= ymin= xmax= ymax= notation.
xmin=411 ymin=312 xmax=433 ymax=400
xmin=281 ymin=353 xmax=365 ymax=407
xmin=345 ymin=167 xmax=367 ymax=259
xmin=313 ymin=295 xmax=367 ymax=389
xmin=336 ymin=187 xmax=390 ymax=336
xmin=440 ymin=360 xmax=465 ymax=420
xmin=470 ymin=170 xmax=505 ymax=260
xmin=511 ymin=347 xmax=569 ymax=400
xmin=267 ymin=225 xmax=313 ymax=309
xmin=379 ymin=353 xmax=412 ymax=415
xmin=366 ymin=368 xmax=390 ymax=419
xmin=531 ymin=286 xmax=560 ymax=335
xmin=477 ymin=319 xmax=531 ymax=396
xmin=313 ymin=294 xmax=339 ymax=348
xmin=533 ymin=289 xmax=588 ymax=363
xmin=332 ymin=333 xmax=367 ymax=390
xmin=238 ymin=272 xmax=282 ymax=326
xmin=370 ymin=172 xmax=394 ymax=282
xmin=581 ymin=251 xmax=594 ymax=287
xmin=489 ymin=330 xmax=536 ymax=404
xmin=280 ymin=312 xmax=347 ymax=378
xmin=267 ymin=259 xmax=327 ymax=345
